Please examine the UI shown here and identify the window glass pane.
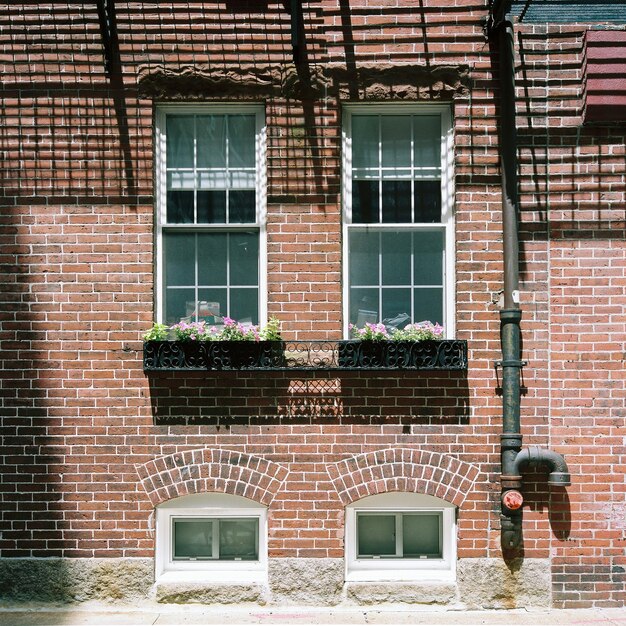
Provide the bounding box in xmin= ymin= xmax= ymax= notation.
xmin=414 ymin=287 xmax=443 ymax=325
xmin=168 ymin=171 xmax=196 ymax=190
xmin=229 ymin=190 xmax=256 ymax=223
xmin=352 ymin=180 xmax=379 ymax=224
xmin=219 ymin=519 xmax=258 ymax=560
xmin=230 ymin=289 xmax=259 ymax=324
xmin=381 ymin=116 xmax=411 ymax=168
xmin=197 ymin=233 xmax=227 ymax=285
xmin=165 ymin=233 xmax=195 ymax=286
xmin=229 ymin=115 xmax=256 ymax=168
xmin=402 ymin=514 xmax=441 ymax=558
xmin=382 ymin=288 xmax=411 ymax=322
xmin=349 ymin=230 xmax=379 ymax=287
xmin=167 ymin=116 xmax=194 ymax=168
xmin=166 ymin=190 xmax=194 ymax=224
xmin=198 ymin=190 xmax=226 ymax=224
xmin=197 ymin=289 xmax=227 ymax=323
xmin=229 ymin=232 xmax=259 ymax=286
xmin=229 ymin=170 xmax=256 ymax=189
xmin=197 ymin=115 xmax=226 ymax=168
xmin=173 ymin=519 xmax=213 ymax=559
xmin=165 ymin=288 xmax=195 ymax=325
xmin=357 ymin=514 xmax=396 ymax=557
xmin=351 ymin=115 xmax=379 ymax=170
xmin=198 ymin=170 xmax=228 ymax=190
xmin=413 ymin=231 xmax=443 ymax=286
xmin=381 ymin=181 xmax=411 ymax=223
xmin=349 ymin=288 xmax=379 ymax=327
xmin=414 ymin=181 xmax=441 ymax=223
xmin=414 ymin=115 xmax=441 ymax=169
xmin=381 ymin=231 xmax=411 ymax=285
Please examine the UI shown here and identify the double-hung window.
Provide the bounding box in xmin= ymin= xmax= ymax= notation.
xmin=343 ymin=105 xmax=454 ymax=334
xmin=156 ymin=105 xmax=266 ymax=326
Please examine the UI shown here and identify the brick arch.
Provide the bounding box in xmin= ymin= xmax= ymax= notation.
xmin=135 ymin=448 xmax=289 ymax=507
xmin=326 ymin=448 xmax=481 ymax=507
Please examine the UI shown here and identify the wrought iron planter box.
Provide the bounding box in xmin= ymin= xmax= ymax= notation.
xmin=143 ymin=340 xmax=285 ymax=371
xmin=143 ymin=340 xmax=467 ymax=371
xmin=337 ymin=340 xmax=466 ymax=369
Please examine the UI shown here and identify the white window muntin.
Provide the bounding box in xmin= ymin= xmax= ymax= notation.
xmin=342 ymin=104 xmax=454 ymax=337
xmin=345 ymin=492 xmax=456 ymax=582
xmin=155 ymin=104 xmax=267 ymax=326
xmin=156 ymin=493 xmax=267 ymax=583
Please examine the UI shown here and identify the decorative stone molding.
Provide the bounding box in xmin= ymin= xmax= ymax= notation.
xmin=329 ymin=63 xmax=471 ymax=101
xmin=137 ymin=62 xmax=470 ymax=101
xmin=135 ymin=448 xmax=289 ymax=506
xmin=326 ymin=448 xmax=480 ymax=507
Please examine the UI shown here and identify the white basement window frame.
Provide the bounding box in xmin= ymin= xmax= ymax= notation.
xmin=154 ymin=103 xmax=267 ymax=328
xmin=342 ymin=104 xmax=455 ymax=338
xmin=155 ymin=493 xmax=268 ymax=584
xmin=345 ymin=492 xmax=457 ymax=582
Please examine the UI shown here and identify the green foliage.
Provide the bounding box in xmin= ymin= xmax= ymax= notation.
xmin=260 ymin=316 xmax=282 ymax=341
xmin=142 ymin=322 xmax=169 ymax=341
xmin=391 ymin=322 xmax=444 ymax=341
xmin=144 ymin=317 xmax=283 ymax=342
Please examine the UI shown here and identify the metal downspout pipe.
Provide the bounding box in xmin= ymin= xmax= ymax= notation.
xmin=495 ymin=16 xmax=525 ymax=549
xmin=488 ymin=3 xmax=571 ymax=551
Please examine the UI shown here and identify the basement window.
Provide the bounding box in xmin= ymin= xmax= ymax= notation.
xmin=172 ymin=517 xmax=259 ymax=561
xmin=357 ymin=511 xmax=443 ymax=559
xmin=156 ymin=493 xmax=267 ymax=583
xmin=345 ymin=492 xmax=456 ymax=582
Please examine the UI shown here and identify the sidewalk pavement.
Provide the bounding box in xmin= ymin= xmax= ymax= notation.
xmin=1 ymin=605 xmax=625 ymax=626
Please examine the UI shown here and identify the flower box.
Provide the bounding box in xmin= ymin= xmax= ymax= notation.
xmin=337 ymin=339 xmax=466 ymax=370
xmin=143 ymin=339 xmax=467 ymax=371
xmin=143 ymin=340 xmax=285 ymax=371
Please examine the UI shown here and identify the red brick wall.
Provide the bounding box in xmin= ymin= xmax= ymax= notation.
xmin=1 ymin=1 xmax=625 ymax=608
xmin=516 ymin=23 xmax=626 ymax=607
xmin=584 ymin=30 xmax=626 ymax=122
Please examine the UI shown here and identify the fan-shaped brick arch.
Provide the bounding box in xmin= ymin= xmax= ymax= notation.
xmin=136 ymin=448 xmax=289 ymax=506
xmin=327 ymin=448 xmax=480 ymax=507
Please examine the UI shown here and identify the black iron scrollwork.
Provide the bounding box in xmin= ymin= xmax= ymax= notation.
xmin=143 ymin=340 xmax=467 ymax=372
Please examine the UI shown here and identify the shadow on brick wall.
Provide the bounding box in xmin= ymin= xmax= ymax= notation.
xmin=145 ymin=370 xmax=470 ymax=426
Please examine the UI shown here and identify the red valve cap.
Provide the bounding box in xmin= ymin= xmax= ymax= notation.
xmin=502 ymin=490 xmax=524 ymax=510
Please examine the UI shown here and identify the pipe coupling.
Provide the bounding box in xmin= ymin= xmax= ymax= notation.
xmin=501 ymin=475 xmax=523 ymax=490
xmin=499 ymin=308 xmax=522 ymax=324
xmin=501 ymin=433 xmax=522 ymax=450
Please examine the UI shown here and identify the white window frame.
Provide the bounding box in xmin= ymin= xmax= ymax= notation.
xmin=342 ymin=104 xmax=455 ymax=338
xmin=345 ymin=492 xmax=457 ymax=583
xmin=154 ymin=104 xmax=267 ymax=326
xmin=156 ymin=493 xmax=268 ymax=584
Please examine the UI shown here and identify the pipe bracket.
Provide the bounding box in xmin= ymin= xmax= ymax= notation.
xmin=495 ymin=359 xmax=527 ymax=368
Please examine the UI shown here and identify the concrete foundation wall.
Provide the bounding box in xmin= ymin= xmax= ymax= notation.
xmin=0 ymin=557 xmax=551 ymax=609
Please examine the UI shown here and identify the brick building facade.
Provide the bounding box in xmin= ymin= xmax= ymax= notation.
xmin=0 ymin=0 xmax=624 ymax=610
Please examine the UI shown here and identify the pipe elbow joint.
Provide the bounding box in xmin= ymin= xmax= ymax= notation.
xmin=513 ymin=445 xmax=571 ymax=487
